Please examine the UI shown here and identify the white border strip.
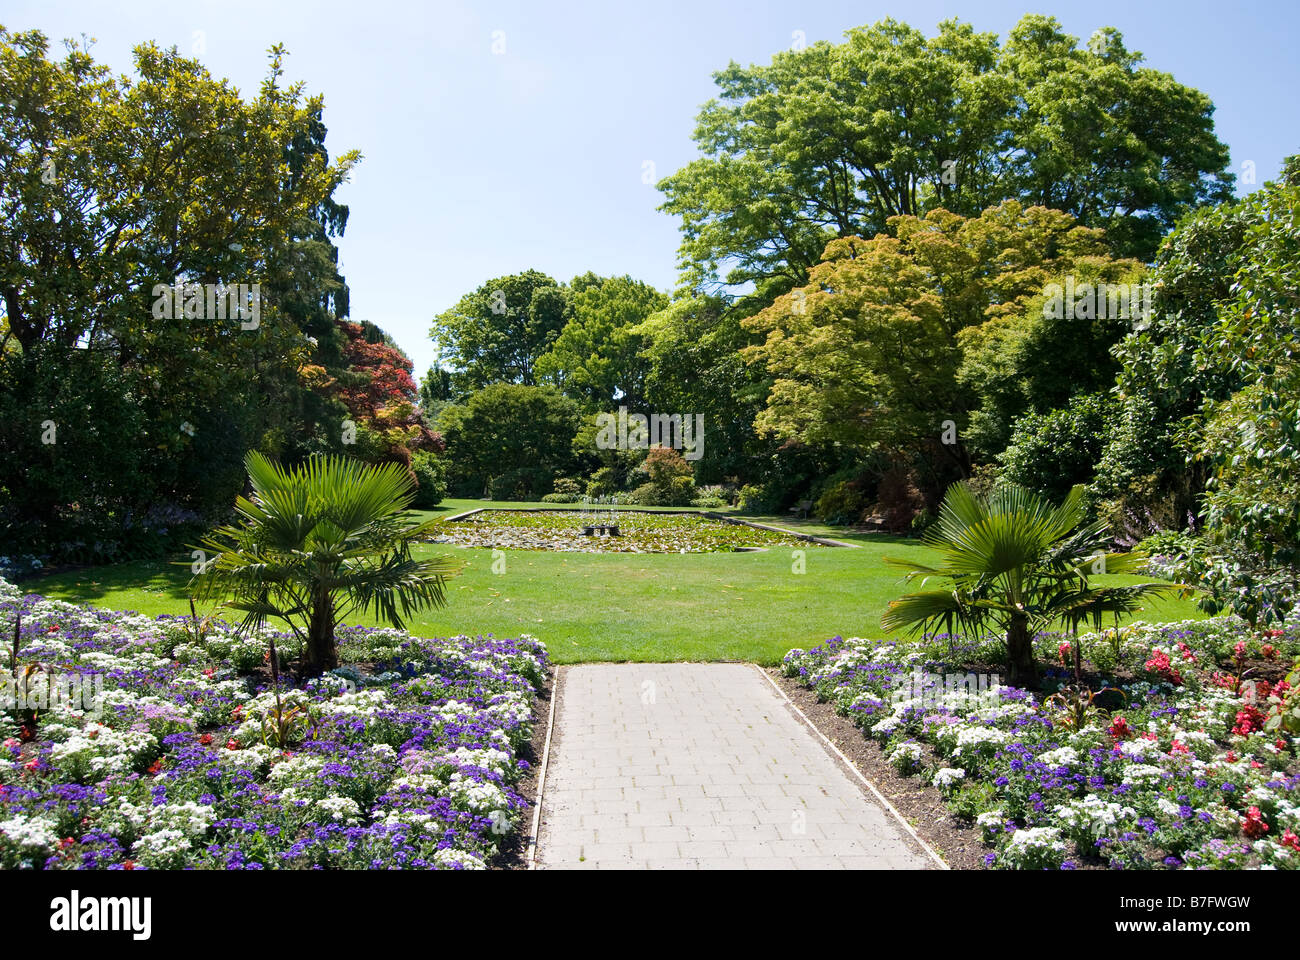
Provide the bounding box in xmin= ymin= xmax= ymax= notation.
xmin=754 ymin=665 xmax=949 ymax=870
xmin=525 ymin=665 xmax=561 ymax=869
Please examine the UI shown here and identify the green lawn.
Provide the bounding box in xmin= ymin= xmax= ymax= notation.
xmin=23 ymin=500 xmax=1205 ymax=664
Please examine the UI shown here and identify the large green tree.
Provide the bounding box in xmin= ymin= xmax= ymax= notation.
xmin=430 ymin=270 xmax=570 ymax=394
xmin=0 ymin=30 xmax=359 ymax=559
xmin=439 ymin=383 xmax=581 ymax=498
xmin=534 ymin=273 xmax=667 ymax=412
xmin=742 ymin=201 xmax=1134 ymax=484
xmin=659 ymin=15 xmax=1231 ymax=303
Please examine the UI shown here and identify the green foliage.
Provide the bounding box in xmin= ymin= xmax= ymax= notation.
xmin=0 ymin=30 xmax=359 ymax=560
xmin=816 ymin=480 xmax=869 ymax=526
xmin=441 ymin=384 xmax=582 ymax=499
xmin=882 ymin=482 xmax=1172 ymax=683
xmin=958 ymin=263 xmax=1146 ymax=459
xmin=658 ymin=14 xmax=1231 ymax=299
xmin=737 ymin=483 xmax=778 ymax=514
xmin=409 ymin=452 xmax=447 ymax=510
xmin=1194 ymin=166 xmax=1300 ymax=576
xmin=192 ymin=453 xmax=461 ymax=675
xmin=638 ymin=294 xmax=776 ymax=486
xmin=585 ymin=466 xmax=621 ymax=498
xmin=430 ymin=271 xmax=569 ymax=393
xmin=629 ymin=448 xmax=697 ymax=506
xmin=552 ymin=477 xmax=584 ymax=497
xmin=999 ymin=393 xmax=1111 ymax=504
xmin=535 ymin=274 xmax=667 ymax=411
xmin=743 ymin=202 xmax=1119 ymax=478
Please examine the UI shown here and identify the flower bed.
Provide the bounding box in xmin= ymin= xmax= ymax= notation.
xmin=428 ymin=509 xmax=821 ymax=553
xmin=782 ymin=617 xmax=1300 ymax=869
xmin=0 ymin=577 xmax=548 ymax=870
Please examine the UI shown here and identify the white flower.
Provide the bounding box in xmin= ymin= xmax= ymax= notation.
xmin=0 ymin=815 xmax=60 ymax=855
xmin=313 ymin=796 xmax=362 ymax=825
xmin=433 ymin=848 xmax=486 ymax=870
xmin=932 ymin=767 xmax=966 ymax=788
xmin=1038 ymin=746 xmax=1079 ymax=768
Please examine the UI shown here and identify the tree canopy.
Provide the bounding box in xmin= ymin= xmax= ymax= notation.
xmin=658 ymin=14 xmax=1231 ymax=304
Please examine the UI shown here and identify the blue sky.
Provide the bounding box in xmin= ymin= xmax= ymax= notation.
xmin=9 ymin=0 xmax=1300 ymax=375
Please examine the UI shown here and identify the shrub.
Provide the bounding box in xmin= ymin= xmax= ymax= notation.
xmin=873 ymin=466 xmax=926 ymax=533
xmin=409 ymin=452 xmax=448 ymax=509
xmin=627 ymin=448 xmax=697 ymax=505
xmin=696 ymin=483 xmax=730 ymax=504
xmin=737 ymin=483 xmax=776 ymax=514
xmin=630 ymin=482 xmax=666 ymax=506
xmin=540 ymin=493 xmax=578 ymax=504
xmin=690 ymin=496 xmax=726 ymax=508
xmin=552 ymin=477 xmax=584 ymax=497
xmin=1000 ymin=392 xmax=1110 ymax=504
xmin=489 ymin=468 xmax=547 ymax=502
xmin=586 ymin=466 xmax=620 ymax=497
xmin=816 ymin=480 xmax=868 ymax=525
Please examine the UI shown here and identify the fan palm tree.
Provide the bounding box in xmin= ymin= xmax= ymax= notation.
xmin=191 ymin=452 xmax=462 ymax=675
xmin=881 ymin=482 xmax=1172 ymax=685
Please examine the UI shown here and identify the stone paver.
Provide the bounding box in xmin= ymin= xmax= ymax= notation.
xmin=535 ymin=663 xmax=935 ymax=870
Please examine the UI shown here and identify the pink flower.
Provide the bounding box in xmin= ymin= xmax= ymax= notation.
xmin=1242 ymin=806 xmax=1269 ymax=840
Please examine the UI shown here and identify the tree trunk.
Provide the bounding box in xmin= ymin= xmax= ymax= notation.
xmin=303 ymin=591 xmax=337 ymax=676
xmin=1006 ymin=615 xmax=1036 ymax=687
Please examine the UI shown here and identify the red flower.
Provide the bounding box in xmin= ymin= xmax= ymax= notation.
xmin=1144 ymin=649 xmax=1183 ymax=686
xmin=1242 ymin=806 xmax=1269 ymax=840
xmin=226 ymin=739 xmax=240 ymax=750
xmin=1262 ymin=644 xmax=1277 ymax=661
xmin=1233 ymin=704 xmax=1266 ymax=737
xmin=1171 ymin=739 xmax=1190 ymax=755
xmin=199 ymin=733 xmax=214 ymax=746
xmin=1109 ymin=716 xmax=1132 ymax=740
xmin=1282 ymin=830 xmax=1300 ymax=852
xmin=1058 ymin=642 xmax=1072 ymax=666
xmin=59 ymin=837 xmax=75 ymax=850
xmin=122 ymin=860 xmax=136 ymax=871
xmin=147 ymin=760 xmax=163 ymax=776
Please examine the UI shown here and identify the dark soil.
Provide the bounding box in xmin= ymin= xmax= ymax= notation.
xmin=768 ymin=667 xmax=989 ymax=870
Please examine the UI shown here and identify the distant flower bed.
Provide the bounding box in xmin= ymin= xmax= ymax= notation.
xmin=782 ymin=617 xmax=1300 ymax=870
xmin=0 ymin=578 xmax=548 ymax=870
xmin=427 ymin=509 xmax=821 ymax=553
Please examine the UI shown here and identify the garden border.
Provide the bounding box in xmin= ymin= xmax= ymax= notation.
xmin=753 ymin=664 xmax=950 ymax=869
xmin=440 ymin=506 xmax=857 ymax=548
xmin=525 ymin=664 xmax=561 ymax=870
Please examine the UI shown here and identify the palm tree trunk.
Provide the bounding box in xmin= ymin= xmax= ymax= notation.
xmin=303 ymin=590 xmax=337 ymax=676
xmin=1006 ymin=614 xmax=1036 ymax=687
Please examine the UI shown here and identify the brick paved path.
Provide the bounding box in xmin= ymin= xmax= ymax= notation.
xmin=535 ymin=663 xmax=936 ymax=869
